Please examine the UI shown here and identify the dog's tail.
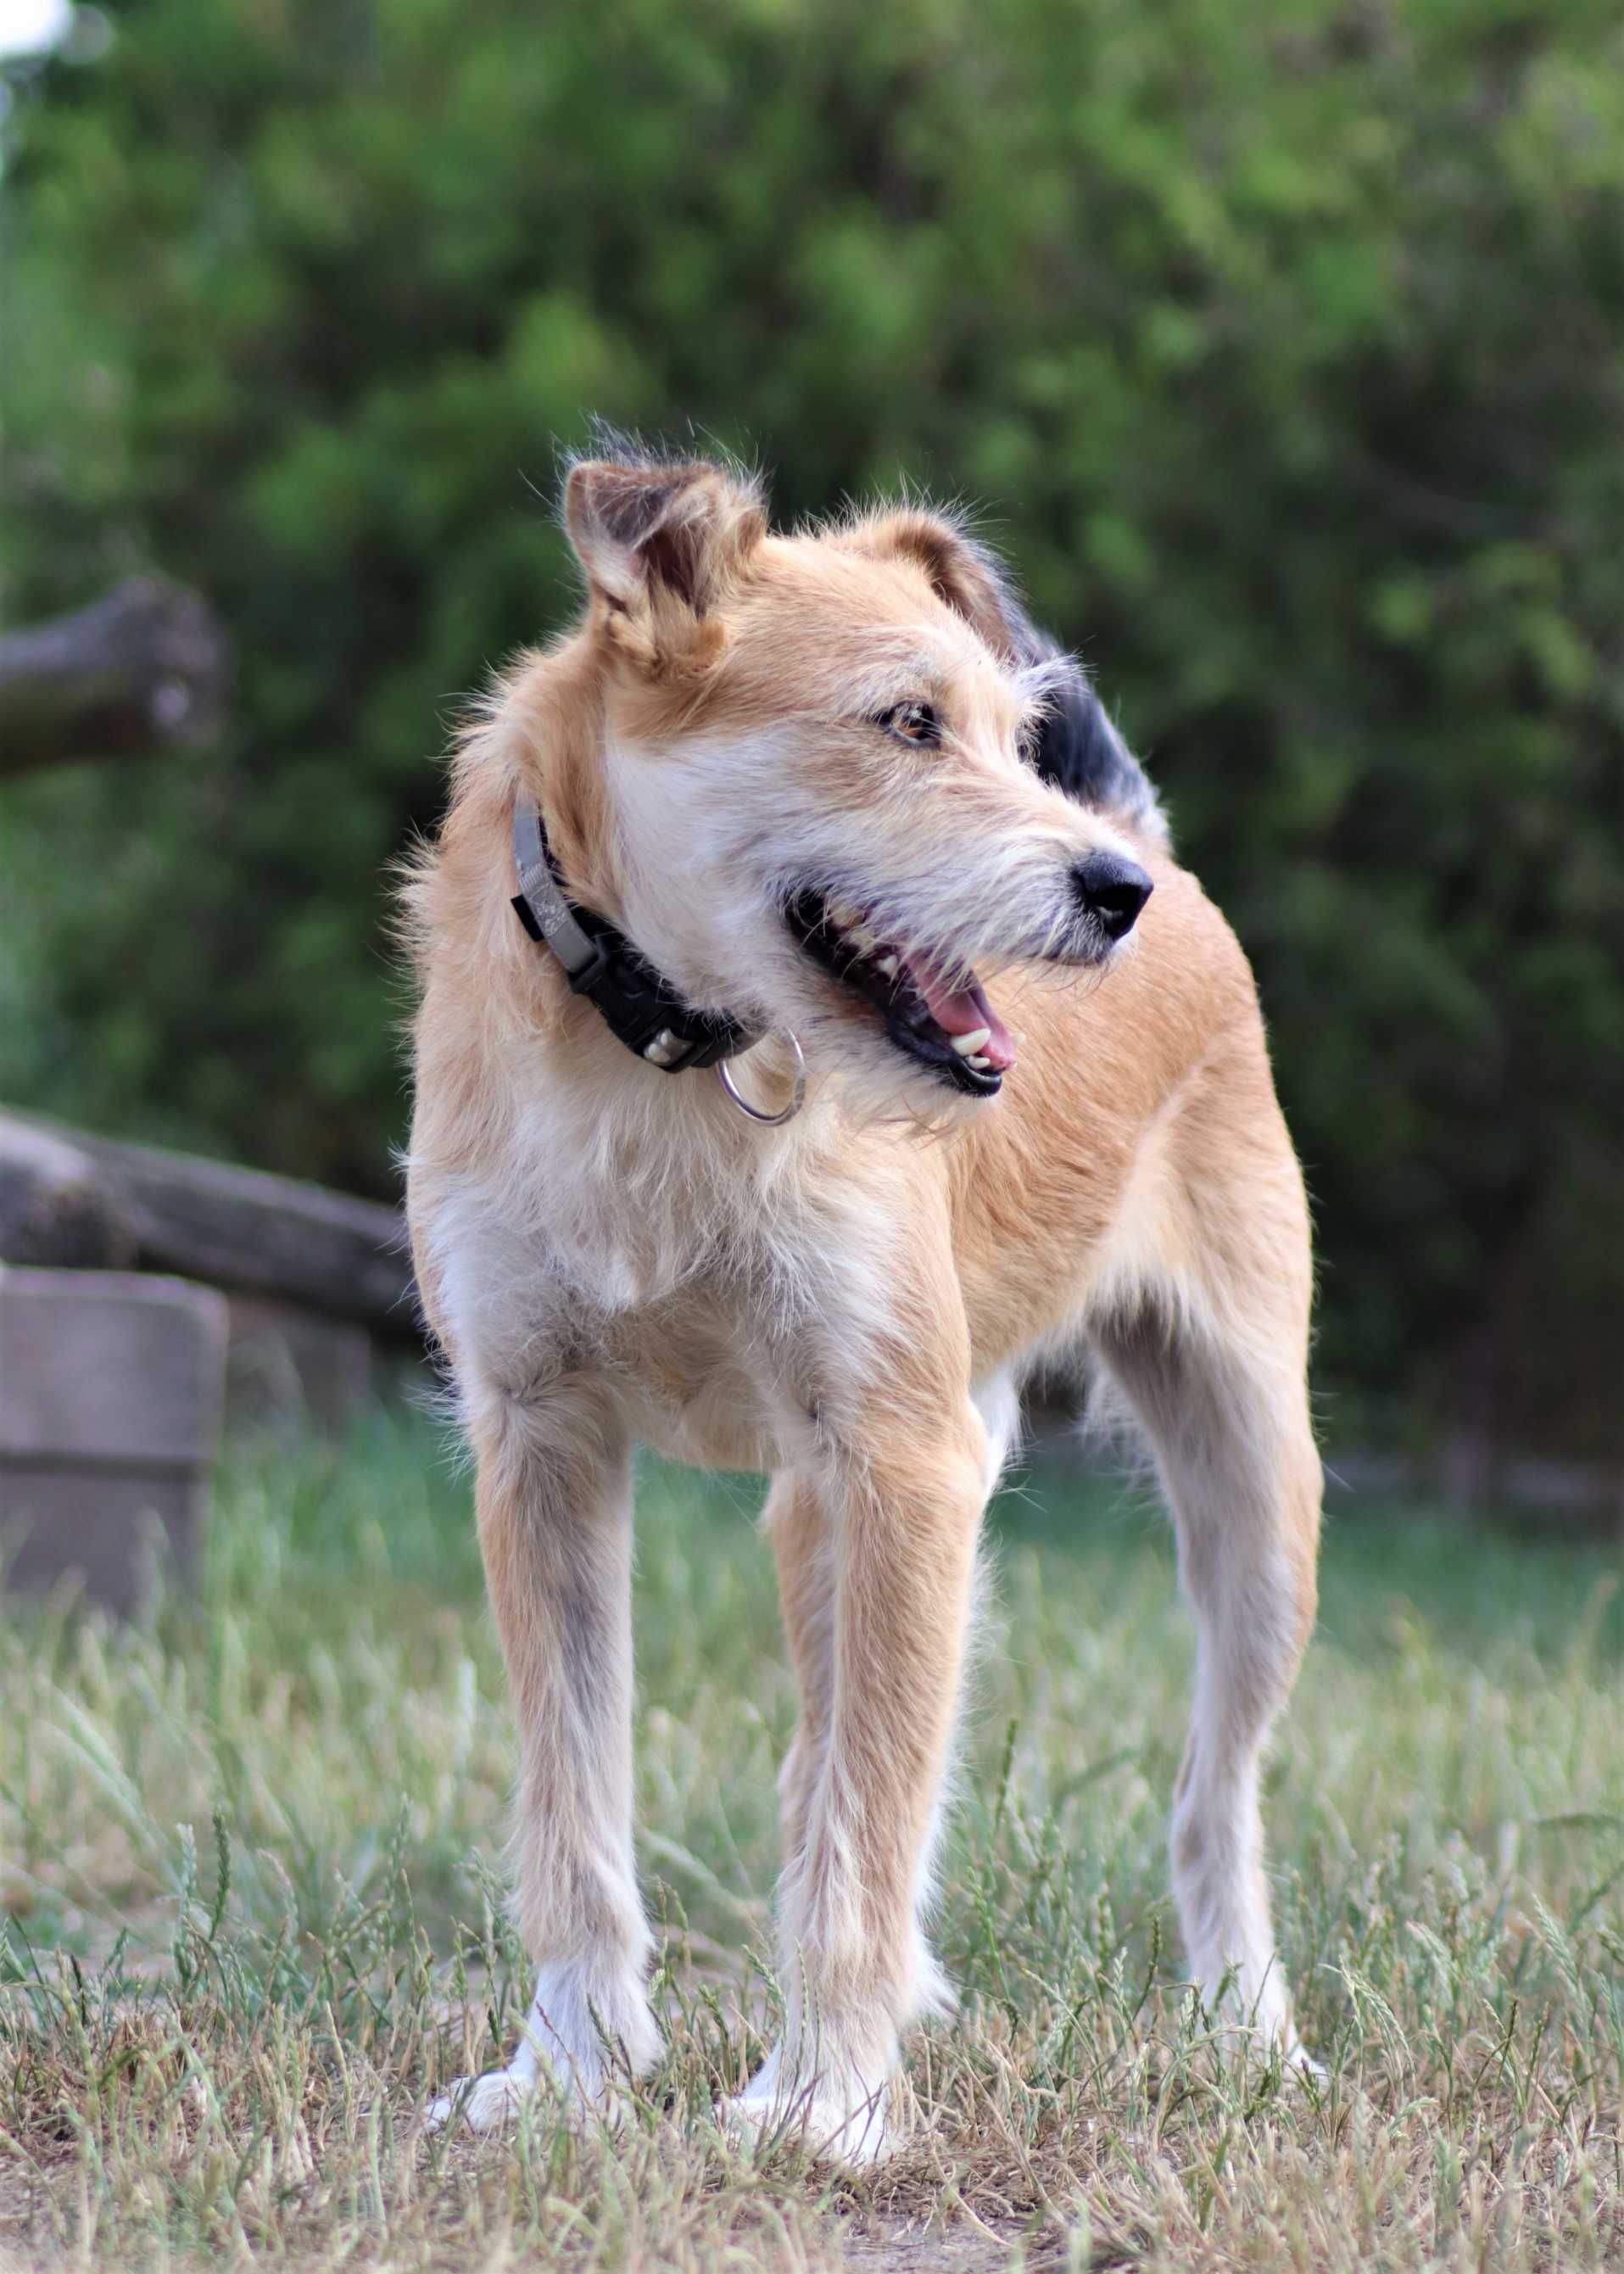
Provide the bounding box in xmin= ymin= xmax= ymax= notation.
xmin=1024 ymin=629 xmax=1169 ymax=852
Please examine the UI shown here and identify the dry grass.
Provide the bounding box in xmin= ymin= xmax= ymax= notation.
xmin=2 ymin=1415 xmax=1621 ymax=2271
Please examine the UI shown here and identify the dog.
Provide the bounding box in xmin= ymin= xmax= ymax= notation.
xmin=403 ymin=442 xmax=1320 ymax=2162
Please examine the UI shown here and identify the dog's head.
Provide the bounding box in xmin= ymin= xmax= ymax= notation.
xmin=555 ymin=444 xmax=1152 ymax=1105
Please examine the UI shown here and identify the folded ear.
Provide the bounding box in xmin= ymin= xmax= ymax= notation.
xmin=846 ymin=507 xmax=1029 ymax=662
xmin=563 ymin=452 xmax=766 ymax=670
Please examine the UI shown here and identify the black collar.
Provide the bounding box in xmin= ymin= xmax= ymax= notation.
xmin=511 ymin=794 xmax=759 ymax=1072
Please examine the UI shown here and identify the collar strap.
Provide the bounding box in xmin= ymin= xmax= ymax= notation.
xmin=511 ymin=794 xmax=758 ymax=1072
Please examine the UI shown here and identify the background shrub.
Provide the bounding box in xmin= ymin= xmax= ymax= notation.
xmin=3 ymin=0 xmax=1621 ymax=1455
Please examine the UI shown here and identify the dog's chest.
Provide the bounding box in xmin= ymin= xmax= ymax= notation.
xmin=466 ymin=1098 xmax=853 ymax=1467
xmin=607 ymin=1291 xmax=814 ymax=1471
xmin=508 ymin=1075 xmax=795 ymax=1312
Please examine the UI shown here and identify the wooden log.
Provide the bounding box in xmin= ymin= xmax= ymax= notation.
xmin=0 ymin=1115 xmax=138 ymax=1270
xmin=0 ymin=1112 xmax=416 ymax=1338
xmin=80 ymin=1130 xmax=416 ymax=1331
xmin=0 ymin=576 xmax=229 ymax=776
xmin=0 ymin=1270 xmax=228 ymax=1614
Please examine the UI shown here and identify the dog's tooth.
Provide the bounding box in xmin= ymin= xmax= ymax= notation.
xmin=849 ymin=923 xmax=879 ymax=953
xmin=951 ymin=1026 xmax=992 ymax=1057
xmin=877 ymin=954 xmax=900 ymax=978
xmin=967 ymin=1053 xmax=991 ymax=1070
xmin=827 ymin=897 xmax=860 ymax=930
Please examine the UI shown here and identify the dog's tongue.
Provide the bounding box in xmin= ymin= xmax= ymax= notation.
xmin=916 ymin=966 xmax=1017 ymax=1071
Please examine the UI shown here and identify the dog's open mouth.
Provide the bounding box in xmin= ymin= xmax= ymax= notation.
xmin=784 ymin=889 xmax=1016 ymax=1097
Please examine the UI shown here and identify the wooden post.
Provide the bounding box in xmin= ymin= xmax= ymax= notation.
xmin=0 ymin=1270 xmax=228 ymax=1615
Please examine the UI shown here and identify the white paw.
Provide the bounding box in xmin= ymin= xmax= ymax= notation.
xmin=723 ymin=2053 xmax=897 ymax=2168
xmin=425 ymin=1962 xmax=661 ymax=2138
xmin=424 ymin=2064 xmax=538 ymax=2135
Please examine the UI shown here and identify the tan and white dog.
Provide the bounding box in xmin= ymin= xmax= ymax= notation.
xmin=404 ymin=444 xmax=1320 ymax=2163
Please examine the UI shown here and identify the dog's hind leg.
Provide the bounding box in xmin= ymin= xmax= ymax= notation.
xmin=426 ymin=1369 xmax=660 ymax=2132
xmin=1097 ymin=1297 xmax=1320 ymax=2059
xmin=1092 ymin=1071 xmax=1320 ymax=2061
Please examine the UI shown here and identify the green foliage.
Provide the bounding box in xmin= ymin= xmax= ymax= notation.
xmin=3 ymin=0 xmax=1623 ymax=1450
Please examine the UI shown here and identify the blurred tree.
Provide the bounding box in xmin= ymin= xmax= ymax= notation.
xmin=3 ymin=0 xmax=1622 ymax=1457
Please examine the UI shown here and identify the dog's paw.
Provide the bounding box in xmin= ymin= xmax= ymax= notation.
xmin=425 ymin=1963 xmax=662 ymax=2140
xmin=424 ymin=2064 xmax=538 ymax=2136
xmin=424 ymin=2060 xmax=645 ymax=2139
xmin=723 ymin=2056 xmax=897 ymax=2169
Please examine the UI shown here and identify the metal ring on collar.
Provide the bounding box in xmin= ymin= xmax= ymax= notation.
xmin=717 ymin=1031 xmax=806 ymax=1126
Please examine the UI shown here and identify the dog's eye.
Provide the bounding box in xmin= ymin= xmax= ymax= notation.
xmin=878 ymin=702 xmax=940 ymax=746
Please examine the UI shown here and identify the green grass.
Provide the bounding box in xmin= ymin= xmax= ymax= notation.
xmin=3 ymin=1414 xmax=1622 ymax=2270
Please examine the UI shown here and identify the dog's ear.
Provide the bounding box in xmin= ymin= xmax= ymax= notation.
xmin=564 ymin=454 xmax=765 ymax=671
xmin=851 ymin=508 xmax=1028 ymax=663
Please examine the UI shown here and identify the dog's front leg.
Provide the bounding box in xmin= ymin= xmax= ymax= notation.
xmin=739 ymin=1400 xmax=988 ymax=2164
xmin=427 ymin=1370 xmax=660 ymax=2132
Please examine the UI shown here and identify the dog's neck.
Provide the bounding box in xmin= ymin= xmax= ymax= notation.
xmin=509 ymin=789 xmax=760 ymax=1076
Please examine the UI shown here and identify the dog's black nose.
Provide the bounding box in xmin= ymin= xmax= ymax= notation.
xmin=1072 ymin=851 xmax=1153 ymax=941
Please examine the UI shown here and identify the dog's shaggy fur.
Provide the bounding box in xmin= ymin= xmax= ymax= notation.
xmin=403 ymin=446 xmax=1320 ymax=2162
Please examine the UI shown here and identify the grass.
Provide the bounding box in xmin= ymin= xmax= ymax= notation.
xmin=2 ymin=1413 xmax=1622 ymax=2271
